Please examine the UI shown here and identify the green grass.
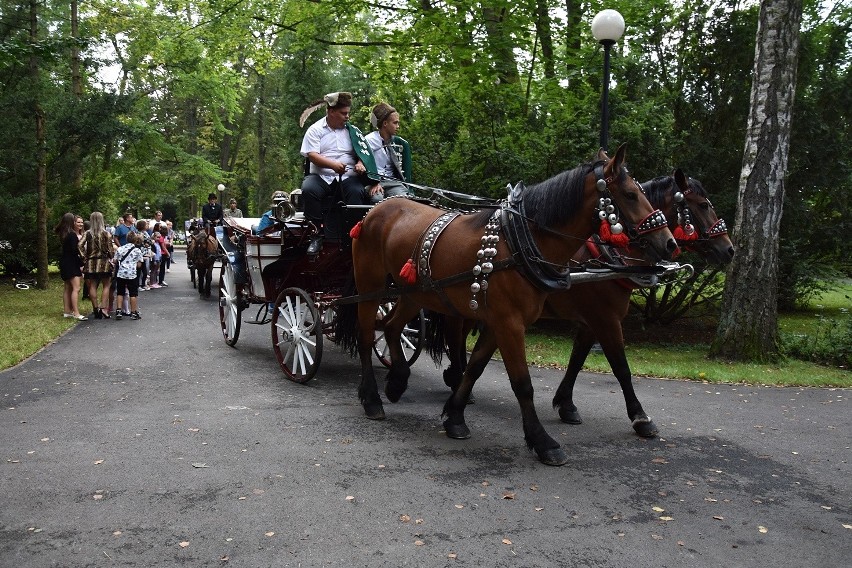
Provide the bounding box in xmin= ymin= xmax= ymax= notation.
xmin=0 ymin=272 xmax=78 ymax=370
xmin=480 ymin=281 xmax=852 ymax=388
xmin=1 ymin=272 xmax=849 ymax=387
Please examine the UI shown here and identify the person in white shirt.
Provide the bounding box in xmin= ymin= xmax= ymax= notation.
xmin=299 ymin=91 xmax=379 ymax=254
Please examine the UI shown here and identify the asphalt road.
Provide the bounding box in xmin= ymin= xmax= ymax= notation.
xmin=1 ymin=252 xmax=850 ymax=567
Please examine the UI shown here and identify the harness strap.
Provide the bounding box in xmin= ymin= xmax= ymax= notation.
xmin=500 ymin=203 xmax=572 ymax=292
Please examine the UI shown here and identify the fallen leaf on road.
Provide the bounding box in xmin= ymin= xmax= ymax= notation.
xmin=455 ymin=504 xmax=464 ymax=509
xmin=345 ymin=496 xmax=355 ymax=501
xmin=178 ymin=541 xmax=189 ymax=548
xmin=502 ymin=492 xmax=515 ymax=500
xmin=843 ymin=524 xmax=852 ymax=530
xmin=677 ymin=540 xmax=685 ymax=546
xmin=94 ymin=460 xmax=104 ymax=465
xmin=820 ymin=506 xmax=832 ymax=510
xmin=651 ymin=534 xmax=663 ymax=540
xmin=651 ymin=457 xmax=668 ymax=464
xmin=502 ymin=538 xmax=512 ymax=545
xmin=448 ymin=552 xmax=457 ymax=559
xmin=414 ymin=540 xmax=424 ymax=546
xmin=400 ymin=515 xmax=411 ymax=523
xmin=659 ymin=516 xmax=673 ymax=521
xmin=713 ymin=516 xmax=724 ymax=520
xmin=265 ymin=532 xmax=275 ymax=537
xmin=191 ymin=463 xmax=209 ymax=468
xmin=652 ymin=506 xmax=665 ymax=513
xmin=758 ymin=526 xmax=768 ymax=533
xmin=535 ymin=507 xmax=544 ymax=512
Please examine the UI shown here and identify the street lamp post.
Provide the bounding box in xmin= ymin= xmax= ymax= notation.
xmin=591 ymin=9 xmax=625 ymax=153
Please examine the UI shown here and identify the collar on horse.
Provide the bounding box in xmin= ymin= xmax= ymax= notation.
xmin=501 ymin=184 xmax=572 ymax=292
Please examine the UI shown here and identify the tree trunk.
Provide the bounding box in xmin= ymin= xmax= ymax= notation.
xmin=30 ymin=0 xmax=48 ymax=289
xmin=70 ymin=0 xmax=83 ymax=192
xmin=710 ymin=0 xmax=803 ymax=362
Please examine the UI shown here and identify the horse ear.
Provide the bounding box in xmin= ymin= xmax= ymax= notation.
xmin=673 ymin=168 xmax=689 ymax=192
xmin=595 ymin=147 xmax=609 ymax=161
xmin=612 ymin=143 xmax=627 ymax=170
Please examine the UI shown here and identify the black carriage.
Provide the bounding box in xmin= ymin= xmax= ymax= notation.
xmin=215 ymin=199 xmax=425 ymax=382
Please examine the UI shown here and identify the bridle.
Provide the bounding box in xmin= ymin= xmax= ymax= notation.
xmin=594 ymin=163 xmax=668 ymax=248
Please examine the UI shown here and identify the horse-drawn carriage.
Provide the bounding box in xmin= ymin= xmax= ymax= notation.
xmin=213 ymin=198 xmax=425 ymax=382
xmin=204 ymin=144 xmax=733 ymax=465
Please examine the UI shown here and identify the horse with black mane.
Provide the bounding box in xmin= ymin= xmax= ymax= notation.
xmin=337 ymin=144 xmax=678 ymax=465
xmin=437 ymin=169 xmax=734 ymax=439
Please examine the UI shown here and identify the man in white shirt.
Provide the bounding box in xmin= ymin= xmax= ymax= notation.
xmin=299 ymin=91 xmax=378 ymax=254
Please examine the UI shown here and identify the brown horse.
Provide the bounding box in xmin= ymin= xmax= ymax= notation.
xmin=548 ymin=170 xmax=733 ymax=433
xmin=343 ymin=144 xmax=678 ymax=465
xmin=440 ymin=169 xmax=734 ymax=438
xmin=187 ymin=228 xmax=219 ymax=298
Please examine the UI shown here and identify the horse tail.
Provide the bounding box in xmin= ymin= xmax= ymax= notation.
xmin=333 ymin=277 xmax=360 ymax=357
xmin=424 ymin=310 xmax=447 ymax=367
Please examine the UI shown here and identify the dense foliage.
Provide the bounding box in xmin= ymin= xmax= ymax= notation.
xmin=1 ymin=0 xmax=849 ymax=311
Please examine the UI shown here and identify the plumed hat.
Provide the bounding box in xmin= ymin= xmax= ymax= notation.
xmin=370 ymin=102 xmax=397 ymax=129
xmin=299 ymin=92 xmax=353 ymax=128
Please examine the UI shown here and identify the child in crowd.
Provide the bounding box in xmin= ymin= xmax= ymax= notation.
xmin=136 ymin=219 xmax=152 ymax=291
xmin=113 ymin=232 xmax=144 ymax=320
xmin=149 ymin=224 xmax=162 ymax=289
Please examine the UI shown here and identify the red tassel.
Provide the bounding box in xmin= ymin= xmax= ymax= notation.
xmin=399 ymin=259 xmax=417 ymax=284
xmin=599 ymin=220 xmax=630 ymax=248
xmin=349 ymin=220 xmax=363 ymax=239
xmin=673 ymin=225 xmax=698 ymax=242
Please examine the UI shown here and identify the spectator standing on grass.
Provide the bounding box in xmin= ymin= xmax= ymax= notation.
xmin=54 ymin=212 xmax=86 ymax=320
xmin=113 ymin=232 xmax=144 ymax=320
xmin=78 ymin=211 xmax=115 ymax=319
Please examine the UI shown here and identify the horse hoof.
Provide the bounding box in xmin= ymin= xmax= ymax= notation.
xmin=443 ymin=420 xmax=471 ymax=440
xmin=559 ymin=407 xmax=583 ymax=425
xmin=364 ymin=403 xmax=386 ymax=420
xmin=384 ymin=381 xmax=408 ymax=403
xmin=632 ymin=417 xmax=659 ymax=438
xmin=537 ymin=447 xmax=569 ymax=466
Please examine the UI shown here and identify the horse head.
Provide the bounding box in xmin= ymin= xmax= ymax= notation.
xmin=670 ymin=169 xmax=735 ymax=265
xmin=592 ymin=144 xmax=678 ymax=262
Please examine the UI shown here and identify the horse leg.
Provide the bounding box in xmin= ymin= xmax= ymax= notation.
xmin=442 ymin=326 xmax=499 ymax=440
xmin=442 ymin=316 xmax=467 ymax=391
xmin=382 ymin=300 xmax=420 ymax=403
xmin=552 ymin=324 xmax=597 ymax=425
xmin=597 ymin=330 xmax=658 ymax=438
xmin=205 ymin=266 xmax=213 ymax=298
xmin=445 ymin=326 xmax=568 ymax=465
xmin=357 ymin=300 xmax=385 ymax=420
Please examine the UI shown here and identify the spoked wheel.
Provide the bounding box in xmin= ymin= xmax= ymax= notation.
xmin=218 ymin=262 xmax=242 ymax=347
xmin=374 ymin=302 xmax=426 ymax=368
xmin=272 ymin=287 xmax=323 ymax=383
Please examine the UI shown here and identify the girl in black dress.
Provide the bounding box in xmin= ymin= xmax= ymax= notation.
xmin=54 ymin=212 xmax=86 ymax=320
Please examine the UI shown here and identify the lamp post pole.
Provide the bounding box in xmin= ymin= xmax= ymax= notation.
xmin=217 ymin=183 xmax=226 ymax=209
xmin=592 ymin=10 xmax=625 ymax=153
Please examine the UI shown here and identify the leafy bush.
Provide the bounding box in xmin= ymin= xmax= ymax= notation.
xmin=781 ymin=314 xmax=852 ymax=369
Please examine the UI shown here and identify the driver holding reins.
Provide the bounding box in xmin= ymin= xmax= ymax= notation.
xmin=298 ymin=91 xmax=380 ymax=255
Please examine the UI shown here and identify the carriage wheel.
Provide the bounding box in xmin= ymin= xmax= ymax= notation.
xmin=272 ymin=287 xmax=323 ymax=383
xmin=218 ymin=262 xmax=242 ymax=347
xmin=373 ymin=302 xmax=425 ymax=368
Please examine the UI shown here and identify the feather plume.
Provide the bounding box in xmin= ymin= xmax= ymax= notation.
xmin=299 ymin=100 xmax=326 ymax=128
